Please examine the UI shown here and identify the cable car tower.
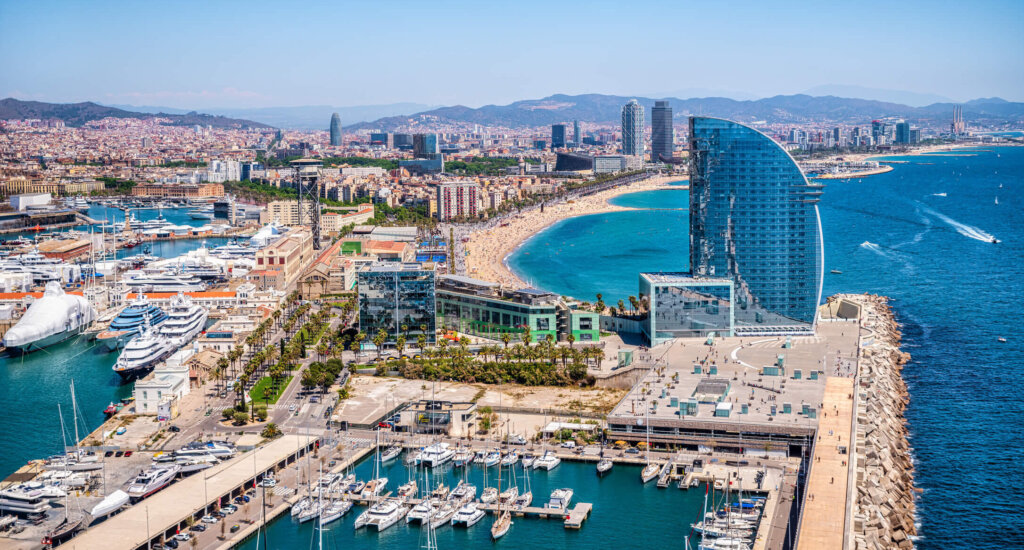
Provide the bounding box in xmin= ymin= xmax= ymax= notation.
xmin=291 ymin=158 xmax=323 ymax=248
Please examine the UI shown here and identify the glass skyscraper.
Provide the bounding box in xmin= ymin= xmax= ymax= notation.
xmin=551 ymin=124 xmax=567 ymax=149
xmin=621 ymin=99 xmax=644 ymax=157
xmin=357 ymin=263 xmax=436 ymax=346
xmin=329 ymin=112 xmax=342 ymax=146
xmin=651 ymin=100 xmax=673 ymax=162
xmin=688 ymin=117 xmax=824 ymax=333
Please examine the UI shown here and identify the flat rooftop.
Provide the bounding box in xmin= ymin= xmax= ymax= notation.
xmin=69 ymin=435 xmax=312 ymax=550
xmin=608 ymin=319 xmax=860 ymax=434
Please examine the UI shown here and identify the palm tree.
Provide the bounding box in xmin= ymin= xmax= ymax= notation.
xmin=416 ymin=334 xmax=427 ymax=352
xmin=567 ymin=333 xmax=576 ymax=349
xmin=500 ymin=332 xmax=512 ymax=352
xmin=372 ymin=329 xmax=387 ymax=361
xmin=628 ymin=295 xmax=639 ymax=315
xmin=617 ymin=299 xmax=626 ymax=316
xmin=396 ymin=335 xmax=406 ymax=357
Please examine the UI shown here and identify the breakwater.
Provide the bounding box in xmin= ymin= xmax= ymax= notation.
xmin=849 ymin=294 xmax=917 ymax=549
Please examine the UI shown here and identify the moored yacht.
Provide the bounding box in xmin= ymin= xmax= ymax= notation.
xmin=122 ymin=272 xmax=206 ymax=293
xmin=319 ymin=499 xmax=352 ymax=525
xmin=158 ymin=293 xmax=208 ymax=346
xmin=2 ymin=282 xmax=96 ymax=353
xmin=406 ymin=499 xmax=437 ymax=524
xmin=112 ymin=321 xmax=176 ymax=378
xmin=451 ymin=502 xmax=485 ymax=527
xmin=0 ymin=485 xmax=54 ymax=515
xmin=126 ymin=464 xmax=179 ymax=501
xmin=354 ymin=499 xmax=408 ymax=531
xmin=96 ymin=297 xmax=168 ymax=351
xmin=532 ymin=451 xmax=561 ymax=471
xmin=416 ymin=443 xmax=455 ymax=468
xmin=546 ymin=488 xmax=573 ymax=510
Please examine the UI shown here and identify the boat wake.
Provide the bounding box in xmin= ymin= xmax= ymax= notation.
xmin=859 ymin=241 xmax=893 ymax=259
xmin=917 ymin=204 xmax=998 ymax=243
xmin=931 ymin=192 xmax=947 ymax=197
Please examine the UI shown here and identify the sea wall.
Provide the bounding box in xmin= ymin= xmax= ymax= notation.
xmin=847 ymin=294 xmax=917 ymax=550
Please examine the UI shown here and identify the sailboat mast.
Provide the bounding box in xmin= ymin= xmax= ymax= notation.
xmin=70 ymin=380 xmax=80 ymax=455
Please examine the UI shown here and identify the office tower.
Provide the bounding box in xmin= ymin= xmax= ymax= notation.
xmin=832 ymin=127 xmax=841 ymax=143
xmin=687 ymin=117 xmax=823 ymax=333
xmin=551 ymin=124 xmax=567 ymax=149
xmin=369 ymin=131 xmax=392 ymax=148
xmin=871 ymin=120 xmax=883 ymax=140
xmin=357 ymin=263 xmax=436 ymax=346
xmin=651 ymin=100 xmax=673 ymax=162
xmin=895 ymin=121 xmax=911 ymax=144
xmin=621 ymin=99 xmax=644 ymax=157
xmin=393 ymin=133 xmax=413 ymax=149
xmin=909 ymin=128 xmax=921 ymax=144
xmin=436 ymin=182 xmax=479 ymax=220
xmin=574 ymin=120 xmax=581 ymax=148
xmin=329 ymin=112 xmax=342 ymax=146
xmin=951 ymin=105 xmax=965 ymax=136
xmin=413 ymin=133 xmax=439 ymax=157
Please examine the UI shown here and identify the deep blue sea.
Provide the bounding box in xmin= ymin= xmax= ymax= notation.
xmin=510 ymin=147 xmax=1024 ymax=549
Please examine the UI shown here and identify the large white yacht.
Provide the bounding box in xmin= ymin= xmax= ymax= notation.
xmin=126 ymin=464 xmax=179 ymax=501
xmin=0 ymin=485 xmax=55 ymax=515
xmin=416 ymin=443 xmax=455 ymax=468
xmin=112 ymin=321 xmax=176 ymax=378
xmin=173 ymin=441 xmax=235 ymax=459
xmin=354 ymin=499 xmax=408 ymax=531
xmin=2 ymin=281 xmax=96 ymax=353
xmin=122 ymin=272 xmax=206 ymax=293
xmin=159 ymin=293 xmax=208 ymax=346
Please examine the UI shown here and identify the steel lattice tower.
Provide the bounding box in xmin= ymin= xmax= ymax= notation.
xmin=291 ymin=158 xmax=323 ymax=248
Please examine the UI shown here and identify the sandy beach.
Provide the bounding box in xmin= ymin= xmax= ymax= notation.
xmin=459 ymin=174 xmax=683 ymax=288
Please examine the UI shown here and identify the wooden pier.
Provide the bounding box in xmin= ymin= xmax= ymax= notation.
xmin=338 ymin=494 xmax=594 ymax=529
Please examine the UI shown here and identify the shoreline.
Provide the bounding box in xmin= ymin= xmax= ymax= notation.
xmin=461 ymin=174 xmax=684 ymax=288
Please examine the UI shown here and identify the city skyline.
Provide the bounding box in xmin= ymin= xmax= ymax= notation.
xmin=2 ymin=1 xmax=1022 ymax=108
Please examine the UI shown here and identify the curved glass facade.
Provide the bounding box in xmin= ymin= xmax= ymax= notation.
xmin=688 ymin=117 xmax=824 ymax=332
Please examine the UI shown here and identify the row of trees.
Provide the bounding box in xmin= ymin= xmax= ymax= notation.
xmin=301 ymin=358 xmax=345 ymax=393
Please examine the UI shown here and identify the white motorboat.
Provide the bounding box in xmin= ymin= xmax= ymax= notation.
xmin=360 ymin=477 xmax=388 ymax=497
xmin=126 ymin=464 xmax=179 ymax=501
xmin=449 ymin=480 xmax=476 ymax=504
xmin=380 ymin=446 xmax=402 ymax=463
xmin=699 ymin=538 xmax=752 ymax=550
xmin=319 ymin=499 xmax=352 ymax=525
xmin=501 ymin=450 xmax=519 ymax=466
xmin=521 ymin=454 xmax=536 ymax=468
xmin=45 ymin=451 xmax=103 ymax=472
xmin=429 ymin=501 xmax=457 ymax=530
xmin=480 ymin=487 xmax=498 ymax=504
xmin=532 ymin=451 xmax=561 ymax=471
xmin=175 ymin=454 xmax=219 ymax=473
xmin=174 ymin=441 xmax=235 ymax=459
xmin=483 ymin=450 xmax=501 ymax=467
xmin=2 ymin=281 xmax=96 ymax=352
xmin=158 ymin=292 xmax=208 ymax=346
xmin=89 ymin=490 xmax=129 ymax=517
xmin=416 ymin=443 xmax=455 ymax=468
xmin=0 ymin=485 xmax=55 ymax=515
xmin=596 ymin=458 xmax=614 ymax=476
xmin=354 ymin=499 xmax=408 ymax=531
xmin=406 ymin=499 xmax=436 ymax=524
xmin=112 ymin=320 xmax=176 ymax=378
xmin=397 ymin=480 xmax=418 ymax=499
xmin=472 ymin=450 xmax=488 ymax=465
xmin=451 ymin=502 xmax=485 ymax=527
xmin=546 ymin=488 xmax=573 ymax=510
xmin=122 ymin=272 xmax=206 ymax=293
xmin=513 ymin=490 xmax=532 ymax=509
xmin=189 ymin=206 xmax=215 ymax=220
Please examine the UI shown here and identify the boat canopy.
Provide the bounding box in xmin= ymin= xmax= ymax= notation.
xmin=1 ymin=281 xmax=96 ymax=348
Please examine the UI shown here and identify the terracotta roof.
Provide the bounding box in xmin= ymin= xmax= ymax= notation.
xmin=126 ymin=292 xmax=236 ymax=299
xmin=248 ymin=270 xmax=280 ymax=276
xmin=0 ymin=291 xmax=84 ymax=300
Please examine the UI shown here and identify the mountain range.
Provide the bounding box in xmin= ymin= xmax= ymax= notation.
xmin=103 ymin=102 xmax=440 ymax=129
xmin=0 ymin=99 xmax=271 ymax=129
xmin=350 ymin=94 xmax=1024 ymax=131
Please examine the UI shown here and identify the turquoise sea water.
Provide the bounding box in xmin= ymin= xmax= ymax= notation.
xmin=510 ymin=148 xmax=1024 ymax=549
xmin=240 ymin=455 xmax=727 ymax=550
xmin=0 ymin=219 xmax=232 ymax=472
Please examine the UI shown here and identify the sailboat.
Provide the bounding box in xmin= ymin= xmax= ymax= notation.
xmin=43 ymin=390 xmax=87 ymax=546
xmin=513 ymin=461 xmax=533 ymax=509
xmin=596 ymin=442 xmax=613 ymax=476
xmin=641 ymin=406 xmax=659 ymax=483
xmin=361 ymin=430 xmax=388 ymax=497
xmin=490 ymin=442 xmax=513 ymax=539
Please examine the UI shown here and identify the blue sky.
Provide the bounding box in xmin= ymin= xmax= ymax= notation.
xmin=1 ymin=0 xmax=1021 ymax=108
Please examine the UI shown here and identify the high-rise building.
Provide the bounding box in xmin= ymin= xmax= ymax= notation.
xmin=436 ymin=182 xmax=479 ymax=220
xmin=895 ymin=121 xmax=911 ymax=144
xmin=871 ymin=120 xmax=883 ymax=140
xmin=393 ymin=133 xmax=413 ymax=150
xmin=329 ymin=113 xmax=342 ymax=146
xmin=369 ymin=131 xmax=392 ymax=148
xmin=413 ymin=133 xmax=439 ymax=157
xmin=551 ymin=124 xmax=567 ymax=149
xmin=573 ymin=120 xmax=581 ymax=148
xmin=357 ymin=262 xmax=436 ymax=346
xmin=686 ymin=117 xmax=823 ymax=334
xmin=621 ymin=99 xmax=644 ymax=157
xmin=651 ymin=100 xmax=673 ymax=162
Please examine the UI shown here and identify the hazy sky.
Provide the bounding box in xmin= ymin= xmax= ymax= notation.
xmin=2 ymin=0 xmax=1022 ymax=108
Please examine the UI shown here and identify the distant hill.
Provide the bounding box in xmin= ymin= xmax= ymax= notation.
xmin=0 ymin=98 xmax=273 ymax=129
xmin=104 ymin=102 xmax=440 ymax=129
xmin=351 ymin=93 xmax=1024 ymax=130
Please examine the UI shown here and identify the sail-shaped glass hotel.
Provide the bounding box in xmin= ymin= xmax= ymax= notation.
xmin=641 ymin=117 xmax=824 ymax=343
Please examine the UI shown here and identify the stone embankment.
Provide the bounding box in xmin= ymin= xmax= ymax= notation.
xmin=847 ymin=294 xmax=917 ymax=549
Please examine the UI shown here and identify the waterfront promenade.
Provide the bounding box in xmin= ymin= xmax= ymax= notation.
xmin=796 ymin=376 xmax=855 ymax=550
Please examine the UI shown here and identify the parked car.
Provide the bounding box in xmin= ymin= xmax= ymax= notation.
xmin=173 ymin=533 xmax=191 ymax=541
xmin=168 ymin=426 xmax=180 ymax=433
xmin=201 ymin=515 xmax=219 ymax=524
xmin=259 ymin=478 xmax=277 ymax=488
xmin=164 ymin=539 xmax=178 ymax=549
xmin=507 ymin=434 xmax=527 ymax=445
xmin=221 ymin=505 xmax=237 ymax=514
xmin=560 ymin=441 xmax=576 ymax=449
xmin=625 ymin=447 xmax=641 ymax=455
xmin=189 ymin=524 xmax=206 ymax=532
xmin=230 ymin=525 xmax=241 ymax=533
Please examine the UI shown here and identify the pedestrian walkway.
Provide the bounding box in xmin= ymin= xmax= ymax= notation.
xmin=796 ymin=376 xmax=855 ymax=550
